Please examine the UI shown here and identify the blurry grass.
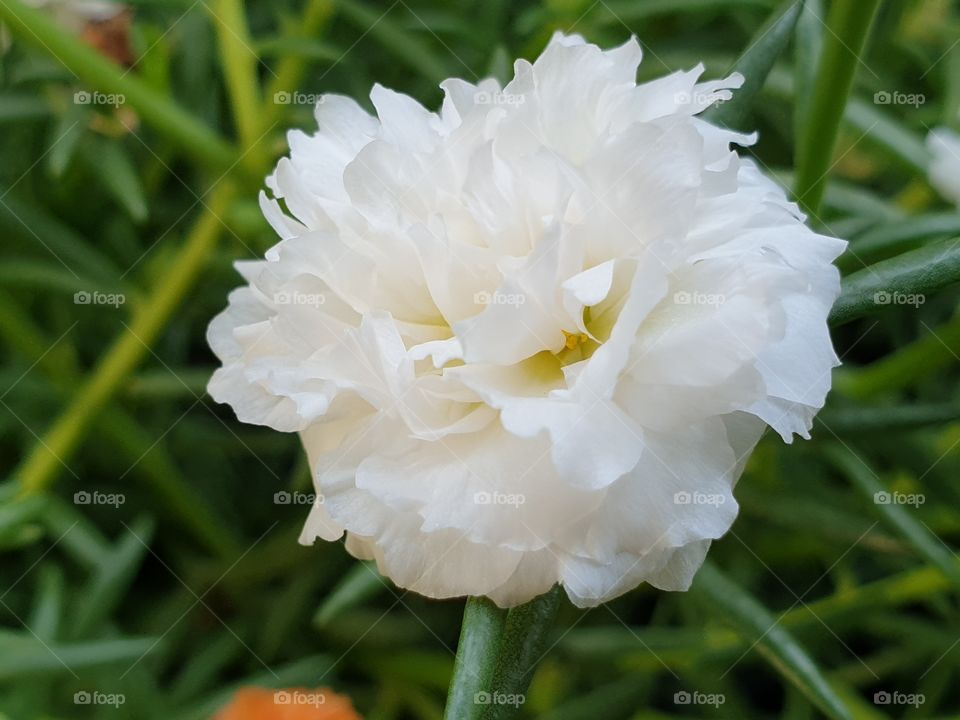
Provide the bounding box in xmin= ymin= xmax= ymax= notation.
xmin=0 ymin=0 xmax=959 ymax=718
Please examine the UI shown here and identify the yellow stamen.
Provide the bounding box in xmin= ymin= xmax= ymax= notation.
xmin=562 ymin=330 xmax=589 ymax=351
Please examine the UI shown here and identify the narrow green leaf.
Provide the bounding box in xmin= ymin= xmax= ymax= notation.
xmin=69 ymin=517 xmax=155 ymax=639
xmin=0 ymin=193 xmax=122 ymax=284
xmin=792 ymin=0 xmax=822 ymax=145
xmin=99 ymin=409 xmax=243 ymax=561
xmin=539 ymin=676 xmax=647 ymax=720
xmin=843 ymin=213 xmax=960 ymax=270
xmin=255 ymin=35 xmax=342 ymax=61
xmin=694 ymin=562 xmax=853 ymax=720
xmin=443 ymin=597 xmax=507 ymax=720
xmin=29 ymin=564 xmax=65 ymax=641
xmin=794 ymin=0 xmax=882 ymax=216
xmin=0 ymin=93 xmax=51 ymax=122
xmin=818 ymin=402 xmax=960 ymax=433
xmin=313 ymin=561 xmax=387 ymax=628
xmin=81 ymin=137 xmax=149 ymax=222
xmin=825 ymin=445 xmax=960 ymax=590
xmin=845 ymin=99 xmax=930 ymax=175
xmin=705 ymin=0 xmax=804 ymax=131
xmin=594 ymin=0 xmax=776 ymax=27
xmin=830 ymin=238 xmax=960 ymax=326
xmin=0 ymin=495 xmax=46 ymax=539
xmin=0 ymin=636 xmax=160 ymax=679
xmin=47 ymin=102 xmax=89 ymax=177
xmin=39 ymin=497 xmax=112 ymax=569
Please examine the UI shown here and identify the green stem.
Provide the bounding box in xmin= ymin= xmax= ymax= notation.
xmin=15 ymin=182 xmax=236 ymax=495
xmin=444 ymin=597 xmax=507 ymax=720
xmin=793 ymin=0 xmax=881 ymax=217
xmin=0 ymin=0 xmax=237 ymax=171
xmin=482 ymin=586 xmax=562 ymax=720
xmin=210 ymin=0 xmax=263 ymax=157
xmin=263 ymin=0 xmax=335 ymax=126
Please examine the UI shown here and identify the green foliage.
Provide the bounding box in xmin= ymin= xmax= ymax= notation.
xmin=1 ymin=0 xmax=960 ymax=718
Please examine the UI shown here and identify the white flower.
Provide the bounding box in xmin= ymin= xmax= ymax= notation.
xmin=207 ymin=33 xmax=845 ymax=608
xmin=927 ymin=127 xmax=960 ymax=206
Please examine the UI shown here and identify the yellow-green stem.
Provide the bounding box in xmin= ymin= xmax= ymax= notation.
xmin=15 ymin=183 xmax=235 ymax=495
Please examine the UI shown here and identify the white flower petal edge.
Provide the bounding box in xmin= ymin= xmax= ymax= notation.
xmin=208 ymin=33 xmax=847 ymax=608
xmin=927 ymin=127 xmax=960 ymax=207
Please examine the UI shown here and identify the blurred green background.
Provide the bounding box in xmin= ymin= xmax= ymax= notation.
xmin=2 ymin=0 xmax=960 ymax=718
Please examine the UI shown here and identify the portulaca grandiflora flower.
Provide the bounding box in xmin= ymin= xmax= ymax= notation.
xmin=927 ymin=127 xmax=960 ymax=206
xmin=208 ymin=33 xmax=846 ymax=608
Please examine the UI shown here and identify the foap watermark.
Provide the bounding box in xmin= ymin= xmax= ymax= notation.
xmin=873 ymin=290 xmax=924 ymax=308
xmin=873 ymin=90 xmax=925 ymax=108
xmin=674 ymin=490 xmax=726 ymax=507
xmin=74 ymin=490 xmax=125 ymax=508
xmin=274 ymin=690 xmax=326 ymax=707
xmin=273 ymin=91 xmax=324 ymax=106
xmin=674 ymin=690 xmax=725 ymax=708
xmin=473 ymin=90 xmax=525 ymax=106
xmin=673 ymin=290 xmax=725 ymax=307
xmin=874 ymin=490 xmax=924 ymax=507
xmin=274 ymin=490 xmax=324 ymax=506
xmin=74 ymin=691 xmax=125 ymax=708
xmin=474 ymin=691 xmax=525 ymax=708
xmin=873 ymin=690 xmax=925 ymax=708
xmin=74 ymin=90 xmax=125 ymax=107
xmin=674 ymin=90 xmax=727 ymax=107
xmin=274 ymin=291 xmax=326 ymax=307
xmin=74 ymin=290 xmax=125 ymax=308
xmin=474 ymin=290 xmax=526 ymax=307
xmin=474 ymin=491 xmax=525 ymax=508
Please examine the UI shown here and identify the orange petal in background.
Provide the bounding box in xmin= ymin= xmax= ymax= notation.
xmin=213 ymin=686 xmax=362 ymax=720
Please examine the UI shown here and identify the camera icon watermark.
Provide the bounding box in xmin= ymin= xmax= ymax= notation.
xmin=673 ymin=290 xmax=725 ymax=307
xmin=274 ymin=690 xmax=326 ymax=707
xmin=273 ymin=91 xmax=325 ymax=106
xmin=74 ymin=690 xmax=125 ymax=707
xmin=873 ymin=690 xmax=924 ymax=708
xmin=673 ymin=490 xmax=726 ymax=507
xmin=873 ymin=490 xmax=924 ymax=507
xmin=473 ymin=290 xmax=526 ymax=307
xmin=474 ymin=690 xmax=525 ymax=707
xmin=473 ymin=491 xmax=525 ymax=508
xmin=873 ymin=290 xmax=924 ymax=307
xmin=273 ymin=490 xmax=324 ymax=507
xmin=273 ymin=291 xmax=326 ymax=308
xmin=473 ymin=91 xmax=525 ymax=106
xmin=73 ymin=490 xmax=125 ymax=508
xmin=873 ymin=90 xmax=925 ymax=108
xmin=673 ymin=690 xmax=725 ymax=707
xmin=74 ymin=90 xmax=125 ymax=107
xmin=74 ymin=290 xmax=125 ymax=308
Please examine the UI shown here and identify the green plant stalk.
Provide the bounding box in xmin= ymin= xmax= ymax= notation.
xmin=263 ymin=0 xmax=336 ymax=127
xmin=793 ymin=0 xmax=881 ymax=217
xmin=0 ymin=0 xmax=237 ymax=171
xmin=829 ymin=238 xmax=960 ymax=327
xmin=444 ymin=597 xmax=507 ymax=720
xmin=482 ymin=585 xmax=562 ymax=720
xmin=210 ymin=0 xmax=263 ymax=156
xmin=15 ymin=182 xmax=235 ymax=495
